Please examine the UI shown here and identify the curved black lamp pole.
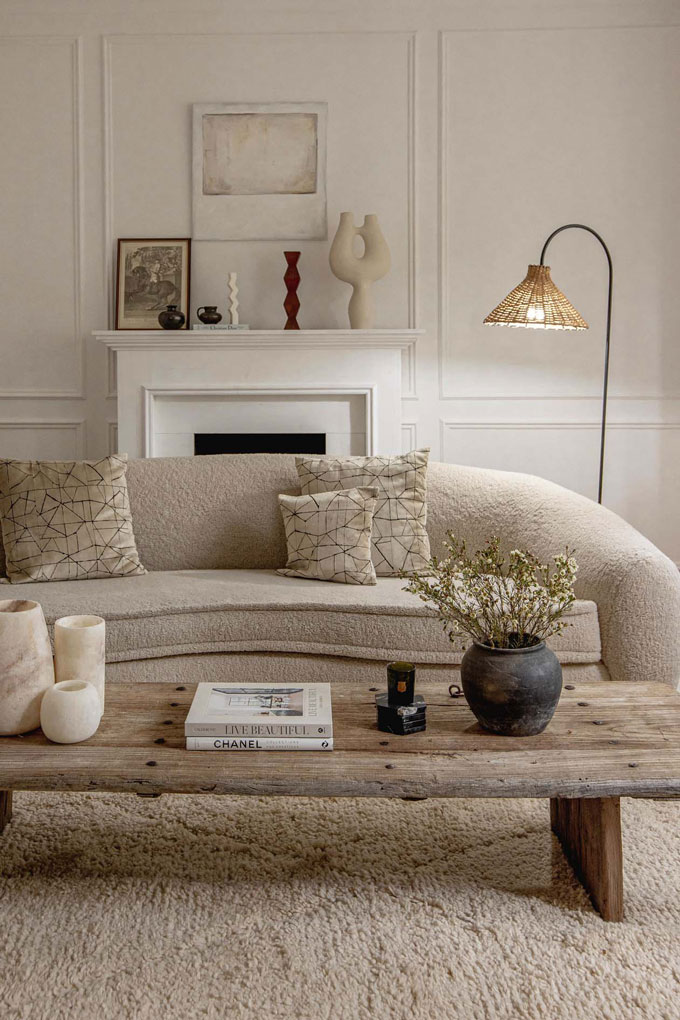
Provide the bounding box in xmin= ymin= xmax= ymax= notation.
xmin=539 ymin=224 xmax=613 ymax=505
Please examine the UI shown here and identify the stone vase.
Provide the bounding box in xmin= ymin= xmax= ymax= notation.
xmin=197 ymin=306 xmax=222 ymax=324
xmin=54 ymin=615 xmax=105 ymax=714
xmin=460 ymin=639 xmax=562 ymax=736
xmin=158 ymin=305 xmax=186 ymax=329
xmin=329 ymin=213 xmax=391 ymax=328
xmin=40 ymin=680 xmax=102 ymax=744
xmin=0 ymin=599 xmax=55 ymax=735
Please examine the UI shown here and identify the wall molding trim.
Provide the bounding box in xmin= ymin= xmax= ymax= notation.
xmin=437 ymin=29 xmax=450 ymax=403
xmin=401 ymin=420 xmax=417 ymax=451
xmin=107 ymin=421 xmax=118 ymax=455
xmin=435 ymin=25 xmax=679 ymax=406
xmin=102 ymin=30 xmax=418 ymax=398
xmin=0 ymin=420 xmax=86 ymax=458
xmin=0 ymin=35 xmax=85 ymax=400
xmin=406 ymin=31 xmax=417 ymax=332
xmin=439 ymin=417 xmax=680 ymax=459
xmin=102 ymin=34 xmax=115 ymax=331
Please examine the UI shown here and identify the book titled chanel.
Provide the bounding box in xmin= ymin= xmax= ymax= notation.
xmin=186 ymin=736 xmax=333 ymax=751
xmin=184 ymin=683 xmax=333 ymax=739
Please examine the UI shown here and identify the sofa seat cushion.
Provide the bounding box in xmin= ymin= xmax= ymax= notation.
xmin=17 ymin=569 xmax=602 ymax=667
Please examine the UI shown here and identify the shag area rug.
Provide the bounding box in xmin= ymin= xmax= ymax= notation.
xmin=0 ymin=793 xmax=678 ymax=1020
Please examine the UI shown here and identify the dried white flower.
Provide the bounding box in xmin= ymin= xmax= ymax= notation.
xmin=402 ymin=534 xmax=577 ymax=650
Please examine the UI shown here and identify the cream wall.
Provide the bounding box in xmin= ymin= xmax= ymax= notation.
xmin=0 ymin=0 xmax=678 ymax=558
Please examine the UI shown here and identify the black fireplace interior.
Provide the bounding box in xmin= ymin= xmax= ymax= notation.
xmin=194 ymin=433 xmax=327 ymax=456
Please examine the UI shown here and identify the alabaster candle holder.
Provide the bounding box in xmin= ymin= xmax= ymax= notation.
xmin=40 ymin=680 xmax=102 ymax=744
xmin=54 ymin=615 xmax=105 ymax=715
xmin=0 ymin=599 xmax=54 ymax=735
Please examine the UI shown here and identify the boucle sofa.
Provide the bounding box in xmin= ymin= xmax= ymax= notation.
xmin=7 ymin=454 xmax=680 ymax=689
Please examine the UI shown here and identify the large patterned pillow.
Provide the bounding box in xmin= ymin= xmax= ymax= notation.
xmin=295 ymin=449 xmax=431 ymax=576
xmin=277 ymin=487 xmax=378 ymax=585
xmin=0 ymin=454 xmax=146 ymax=583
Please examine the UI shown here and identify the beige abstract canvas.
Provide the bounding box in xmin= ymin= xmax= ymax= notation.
xmin=202 ymin=113 xmax=318 ymax=196
xmin=192 ymin=102 xmax=327 ymax=240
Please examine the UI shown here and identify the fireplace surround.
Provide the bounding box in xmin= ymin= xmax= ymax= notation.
xmin=97 ymin=329 xmax=422 ymax=458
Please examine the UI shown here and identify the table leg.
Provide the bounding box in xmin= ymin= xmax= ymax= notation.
xmin=0 ymin=791 xmax=12 ymax=834
xmin=550 ymin=796 xmax=624 ymax=922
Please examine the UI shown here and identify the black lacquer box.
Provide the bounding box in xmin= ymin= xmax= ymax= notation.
xmin=375 ymin=693 xmax=427 ymax=735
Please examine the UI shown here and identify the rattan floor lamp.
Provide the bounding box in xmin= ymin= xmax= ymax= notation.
xmin=483 ymin=223 xmax=613 ymax=504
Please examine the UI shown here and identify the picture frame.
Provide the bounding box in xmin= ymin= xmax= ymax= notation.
xmin=192 ymin=102 xmax=327 ymax=241
xmin=115 ymin=238 xmax=191 ymax=330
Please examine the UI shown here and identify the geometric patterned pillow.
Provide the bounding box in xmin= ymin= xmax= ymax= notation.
xmin=0 ymin=454 xmax=146 ymax=583
xmin=277 ymin=487 xmax=378 ymax=585
xmin=295 ymin=449 xmax=431 ymax=576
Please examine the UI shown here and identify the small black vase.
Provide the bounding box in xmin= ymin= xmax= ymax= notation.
xmin=460 ymin=639 xmax=562 ymax=736
xmin=197 ymin=305 xmax=222 ymax=324
xmin=158 ymin=305 xmax=186 ymax=329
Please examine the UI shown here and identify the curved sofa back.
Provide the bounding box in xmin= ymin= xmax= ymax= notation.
xmin=125 ymin=452 xmax=632 ymax=572
xmin=126 ymin=452 xmax=610 ymax=572
xmin=124 ymin=450 xmax=660 ymax=573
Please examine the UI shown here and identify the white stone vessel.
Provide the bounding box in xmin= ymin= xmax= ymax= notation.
xmin=0 ymin=599 xmax=55 ymax=735
xmin=40 ymin=680 xmax=102 ymax=744
xmin=329 ymin=212 xmax=391 ymax=328
xmin=54 ymin=615 xmax=106 ymax=714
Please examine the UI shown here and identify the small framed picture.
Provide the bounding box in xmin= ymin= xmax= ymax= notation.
xmin=115 ymin=238 xmax=191 ymax=329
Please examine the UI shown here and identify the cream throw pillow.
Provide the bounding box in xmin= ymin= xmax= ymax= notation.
xmin=0 ymin=454 xmax=146 ymax=583
xmin=295 ymin=449 xmax=431 ymax=576
xmin=277 ymin=487 xmax=378 ymax=585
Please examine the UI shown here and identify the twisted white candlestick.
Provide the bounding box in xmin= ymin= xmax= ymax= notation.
xmin=228 ymin=273 xmax=239 ymax=325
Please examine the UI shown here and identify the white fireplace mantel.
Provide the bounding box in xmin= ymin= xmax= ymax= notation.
xmin=96 ymin=329 xmax=422 ymax=459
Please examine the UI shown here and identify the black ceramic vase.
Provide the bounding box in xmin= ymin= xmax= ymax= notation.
xmin=158 ymin=305 xmax=186 ymax=329
xmin=197 ymin=305 xmax=222 ymax=324
xmin=460 ymin=640 xmax=562 ymax=736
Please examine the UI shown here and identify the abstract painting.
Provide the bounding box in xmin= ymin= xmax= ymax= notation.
xmin=192 ymin=103 xmax=327 ymax=240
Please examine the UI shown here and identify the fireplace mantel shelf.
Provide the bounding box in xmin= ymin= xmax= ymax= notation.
xmin=95 ymin=329 xmax=423 ymax=351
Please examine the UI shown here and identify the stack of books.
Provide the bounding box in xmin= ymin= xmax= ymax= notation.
xmin=191 ymin=323 xmax=250 ymax=331
xmin=184 ymin=683 xmax=333 ymax=751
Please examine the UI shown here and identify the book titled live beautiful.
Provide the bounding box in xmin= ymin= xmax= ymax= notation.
xmin=184 ymin=683 xmax=333 ymax=745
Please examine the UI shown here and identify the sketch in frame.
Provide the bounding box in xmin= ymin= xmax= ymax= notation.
xmin=192 ymin=103 xmax=327 ymax=241
xmin=115 ymin=238 xmax=191 ymax=330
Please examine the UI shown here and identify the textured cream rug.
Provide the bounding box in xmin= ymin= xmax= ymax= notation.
xmin=1 ymin=793 xmax=678 ymax=1020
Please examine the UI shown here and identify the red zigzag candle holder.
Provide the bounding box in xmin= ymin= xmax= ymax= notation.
xmin=283 ymin=251 xmax=301 ymax=330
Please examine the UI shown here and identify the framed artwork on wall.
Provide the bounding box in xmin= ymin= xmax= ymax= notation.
xmin=115 ymin=238 xmax=191 ymax=330
xmin=192 ymin=102 xmax=327 ymax=241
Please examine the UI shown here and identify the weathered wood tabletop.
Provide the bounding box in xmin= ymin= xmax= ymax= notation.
xmin=0 ymin=680 xmax=678 ymax=800
xmin=1 ymin=679 xmax=678 ymax=921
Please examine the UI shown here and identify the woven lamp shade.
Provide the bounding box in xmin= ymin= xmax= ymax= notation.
xmin=484 ymin=264 xmax=588 ymax=330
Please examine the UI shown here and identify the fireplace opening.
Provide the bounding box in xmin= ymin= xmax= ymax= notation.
xmin=194 ymin=433 xmax=326 ymax=456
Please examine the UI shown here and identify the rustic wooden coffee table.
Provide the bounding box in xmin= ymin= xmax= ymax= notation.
xmin=1 ymin=679 xmax=679 ymax=921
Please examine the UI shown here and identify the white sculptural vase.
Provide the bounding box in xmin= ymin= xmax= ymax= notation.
xmin=54 ymin=615 xmax=106 ymax=715
xmin=40 ymin=679 xmax=102 ymax=744
xmin=228 ymin=272 xmax=239 ymax=325
xmin=0 ymin=599 xmax=55 ymax=735
xmin=329 ymin=212 xmax=391 ymax=329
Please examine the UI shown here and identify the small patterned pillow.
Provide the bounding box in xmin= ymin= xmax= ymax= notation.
xmin=295 ymin=449 xmax=431 ymax=576
xmin=0 ymin=454 xmax=146 ymax=583
xmin=277 ymin=487 xmax=378 ymax=585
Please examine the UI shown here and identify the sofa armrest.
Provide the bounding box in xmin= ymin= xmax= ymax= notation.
xmin=426 ymin=463 xmax=680 ymax=687
xmin=576 ymin=537 xmax=680 ymax=687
